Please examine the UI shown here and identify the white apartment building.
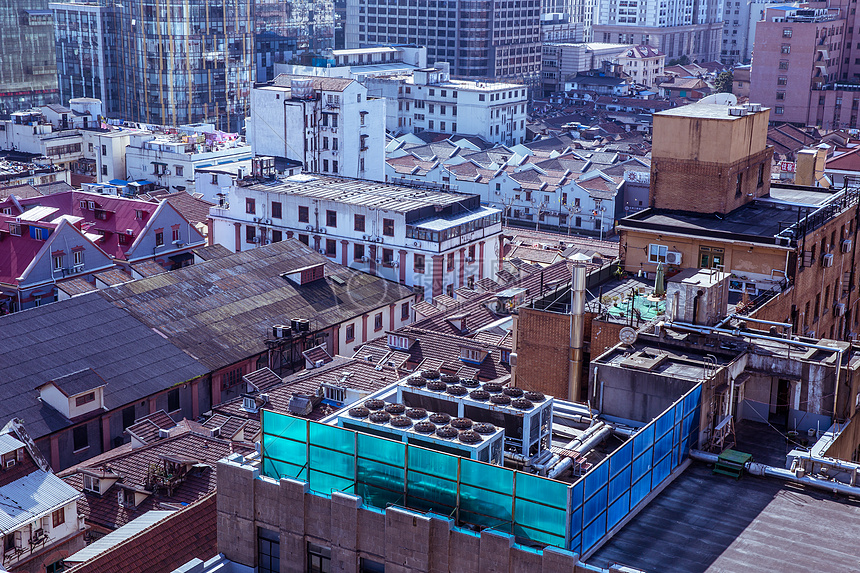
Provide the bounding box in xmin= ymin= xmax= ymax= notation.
xmin=208 ymin=174 xmax=503 ymax=301
xmin=363 ymin=63 xmax=529 ymax=146
xmin=125 ymin=124 xmax=253 ymax=194
xmin=276 ymin=46 xmax=428 ymax=82
xmin=613 ymin=45 xmax=666 ymax=88
xmin=246 ymin=75 xmax=387 ymax=182
xmin=0 ymin=109 xmax=84 ymax=173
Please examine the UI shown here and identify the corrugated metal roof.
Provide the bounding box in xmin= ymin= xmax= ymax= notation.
xmin=0 ymin=470 xmax=81 ymax=534
xmin=0 ymin=434 xmax=24 ymax=457
xmin=65 ymin=510 xmax=175 ymax=563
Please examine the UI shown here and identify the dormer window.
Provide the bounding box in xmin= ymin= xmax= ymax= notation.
xmin=242 ymin=396 xmax=259 ymax=413
xmin=387 ymin=334 xmax=411 ymax=350
xmin=75 ymin=392 xmax=95 ymax=407
xmin=83 ymin=475 xmax=101 ymax=494
xmin=117 ymin=488 xmax=136 ymax=507
xmin=322 ymin=385 xmax=345 ymax=405
xmin=460 ymin=348 xmax=486 ymax=364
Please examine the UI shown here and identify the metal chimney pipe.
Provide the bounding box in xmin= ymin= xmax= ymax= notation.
xmin=568 ymin=255 xmax=589 ymax=402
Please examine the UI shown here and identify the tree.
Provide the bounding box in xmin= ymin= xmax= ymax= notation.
xmin=714 ymin=71 xmax=734 ymax=94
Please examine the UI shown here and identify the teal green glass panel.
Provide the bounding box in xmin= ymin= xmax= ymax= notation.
xmin=356 ymin=483 xmax=403 ymax=508
xmin=514 ymin=498 xmax=567 ymax=537
xmin=263 ymin=411 xmax=307 ymax=442
xmin=358 ymin=433 xmax=405 ymax=466
xmin=406 ymin=470 xmax=457 ymax=510
xmin=459 ymin=510 xmax=512 ymax=532
xmin=263 ymin=457 xmax=306 ymax=481
xmin=263 ymin=437 xmax=306 ymax=466
xmin=461 ymin=459 xmax=514 ymax=495
xmin=513 ymin=524 xmax=565 ymax=547
xmin=409 ymin=446 xmax=458 ymax=481
xmin=459 ymin=484 xmax=513 ymax=522
xmin=357 ymin=457 xmax=405 ymax=491
xmin=309 ymin=468 xmax=354 ymax=494
xmin=310 ymin=422 xmax=355 ymax=455
xmin=310 ymin=445 xmax=353 ymax=482
xmin=515 ymin=473 xmax=568 ymax=509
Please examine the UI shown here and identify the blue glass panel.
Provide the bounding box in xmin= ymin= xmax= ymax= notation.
xmin=583 ymin=484 xmax=606 ymax=525
xmin=633 ymin=424 xmax=655 ymax=453
xmin=571 ymin=479 xmax=584 ymax=509
xmin=570 ymin=534 xmax=581 ymax=556
xmin=606 ymin=491 xmax=630 ymax=531
xmin=654 ymin=432 xmax=673 ymax=461
xmin=608 ymin=467 xmax=630 ymax=505
xmin=584 ymin=461 xmax=609 ymax=499
xmin=581 ymin=512 xmax=607 ymax=553
xmin=655 ymin=408 xmax=673 ymax=439
xmin=569 ymin=506 xmax=582 ymax=537
xmin=675 ymin=402 xmax=684 ymax=425
xmin=610 ymin=440 xmax=633 ymax=478
xmin=653 ymin=452 xmax=672 ymax=485
xmin=632 ymin=448 xmax=652 ymax=482
xmin=630 ymin=472 xmax=651 ymax=507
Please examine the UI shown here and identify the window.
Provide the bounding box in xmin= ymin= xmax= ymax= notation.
xmin=777 ymin=76 xmax=787 ymax=86
xmin=354 ymin=214 xmax=365 ymax=232
xmin=246 ymin=226 xmax=256 ymax=243
xmin=101 ymin=144 xmax=107 ymax=156
xmin=52 ymin=507 xmax=65 ymax=528
xmin=648 ymin=244 xmax=668 ymax=263
xmin=333 ymin=161 xmax=338 ymax=174
xmin=326 ymin=238 xmax=337 ymax=256
xmin=326 ymin=210 xmax=337 ymax=227
xmin=167 ymin=388 xmax=180 ymax=412
xmin=323 ymin=159 xmax=329 ymax=172
xmin=781 ymin=44 xmax=791 ymax=54
xmin=299 ymin=234 xmax=309 ymax=246
xmin=74 ymin=250 xmax=84 ymax=266
xmin=460 ymin=348 xmax=483 ymax=363
xmin=736 ymin=172 xmax=743 ymax=196
xmin=299 ymin=206 xmax=309 ymax=223
xmin=401 ymin=302 xmax=410 ymax=320
xmin=757 ymin=163 xmax=764 ymax=187
xmin=272 ymin=202 xmax=282 ymax=219
xmin=374 ymin=312 xmax=383 ymax=331
xmin=383 ymin=218 xmax=394 ymax=236
xmin=245 ymin=198 xmax=256 ymax=215
xmin=698 ymin=246 xmax=724 ymax=269
xmin=775 ymin=106 xmax=784 ymax=115
xmin=135 ymin=209 xmax=145 ymax=220
xmin=175 ymin=165 xmax=183 ymax=177
xmin=73 ymin=426 xmax=88 ymax=452
xmin=354 ymin=243 xmax=365 ymax=261
xmin=307 ymin=543 xmax=331 ymax=573
xmin=346 ymin=324 xmax=355 ymax=342
xmin=272 ymin=230 xmax=282 ymax=243
xmin=82 ymin=474 xmax=100 ymax=493
xmin=53 ymin=255 xmax=64 ymax=270
xmin=779 ymin=60 xmax=789 ymax=70
xmin=155 ymin=231 xmax=164 ymax=247
xmin=776 ymin=92 xmax=785 ymax=100
xmin=172 ymin=228 xmax=180 ymax=242
xmin=259 ymin=529 xmax=280 ymax=573
xmin=122 ymin=405 xmax=135 ymax=430
xmin=75 ymin=392 xmax=95 ymax=407
xmin=382 ymin=248 xmax=393 ymax=266
xmin=414 ymin=253 xmax=425 ymax=273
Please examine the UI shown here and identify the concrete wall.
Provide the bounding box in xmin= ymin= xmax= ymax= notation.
xmin=217 ymin=455 xmax=618 ymax=573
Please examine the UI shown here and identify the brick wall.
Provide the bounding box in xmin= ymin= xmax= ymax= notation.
xmin=514 ymin=307 xmax=572 ymax=400
xmin=650 ymin=147 xmax=773 ymax=215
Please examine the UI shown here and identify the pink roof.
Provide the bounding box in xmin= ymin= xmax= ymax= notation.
xmin=0 ymin=218 xmax=52 ymax=286
xmin=0 ymin=191 xmax=166 ymax=261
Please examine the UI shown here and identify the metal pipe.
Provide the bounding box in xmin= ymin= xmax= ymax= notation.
xmin=733 ymin=315 xmax=793 ymax=329
xmin=568 ymin=258 xmax=588 ymax=402
xmin=547 ymin=425 xmax=613 ymax=479
xmin=690 ymin=449 xmax=860 ymax=497
xmin=668 ymin=321 xmax=845 ymax=353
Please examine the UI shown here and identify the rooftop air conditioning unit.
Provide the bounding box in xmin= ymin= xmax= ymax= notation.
xmin=666 ymin=251 xmax=682 ymax=265
xmin=273 ymin=324 xmax=292 ymax=338
xmin=361 ymin=255 xmax=369 ymax=262
xmin=375 ymin=258 xmax=382 ymax=264
xmin=265 ymin=239 xmax=272 ymax=245
xmin=834 ymin=303 xmax=846 ymax=317
xmin=158 ymin=428 xmax=170 ymax=439
xmin=319 ymin=248 xmax=326 ymax=254
xmin=252 ymin=217 xmax=259 ymax=223
xmin=842 ymin=239 xmax=853 ymax=253
xmin=251 ymin=236 xmax=260 ymax=243
xmin=728 ymin=106 xmax=745 ymax=116
xmin=822 ymin=253 xmax=834 ymax=267
xmin=306 ymin=225 xmax=314 ymax=231
xmin=466 ymin=256 xmax=475 ymax=262
xmin=315 ymin=359 xmax=325 ymax=368
xmin=126 ymin=229 xmax=134 ymax=235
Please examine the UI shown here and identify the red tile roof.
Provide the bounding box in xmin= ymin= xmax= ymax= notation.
xmin=65 ymin=494 xmax=217 ymax=573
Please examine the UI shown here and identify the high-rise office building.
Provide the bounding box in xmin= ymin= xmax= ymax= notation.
xmin=592 ymin=0 xmax=723 ymax=62
xmin=344 ymin=0 xmax=541 ymax=81
xmin=255 ymin=0 xmax=336 ymax=82
xmin=51 ymin=0 xmax=254 ymax=132
xmin=0 ymin=0 xmax=59 ymax=115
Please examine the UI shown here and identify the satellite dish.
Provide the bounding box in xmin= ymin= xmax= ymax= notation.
xmin=619 ymin=327 xmax=637 ymax=346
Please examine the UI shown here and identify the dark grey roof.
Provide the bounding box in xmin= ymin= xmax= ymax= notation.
xmin=48 ymin=368 xmax=106 ymax=396
xmin=98 ymin=239 xmax=414 ymax=372
xmin=0 ymin=295 xmax=208 ymax=440
xmin=192 ymin=244 xmax=234 ymax=261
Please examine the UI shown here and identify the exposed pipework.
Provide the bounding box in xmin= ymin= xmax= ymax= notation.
xmin=690 ymin=449 xmax=860 ymax=497
xmin=547 ymin=424 xmax=613 ymax=479
xmin=568 ymin=255 xmax=588 ymax=402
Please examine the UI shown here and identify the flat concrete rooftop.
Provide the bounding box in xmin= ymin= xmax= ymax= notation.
xmin=588 ymin=460 xmax=860 ymax=572
xmin=655 ymin=103 xmax=769 ymax=120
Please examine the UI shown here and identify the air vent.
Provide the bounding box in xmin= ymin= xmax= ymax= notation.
xmin=483 ymin=382 xmax=503 ymax=393
xmin=458 ymin=430 xmax=482 ymax=443
xmin=364 ymin=399 xmax=385 ymax=410
xmin=427 ymin=381 xmax=447 ymax=391
xmin=503 ymin=387 xmax=524 ymax=397
xmin=446 ymin=385 xmax=467 ymax=396
xmin=390 ymin=415 xmax=412 ymax=427
xmin=473 ymin=423 xmax=496 ymax=434
xmin=405 ymin=408 xmax=427 ymax=419
xmin=460 ymin=378 xmax=480 ymax=388
xmin=451 ymin=417 xmax=473 ymax=430
xmin=490 ymin=394 xmax=511 ymax=405
xmin=349 ymin=407 xmax=370 ymax=418
xmin=511 ymin=398 xmax=534 ymax=410
xmin=524 ymin=391 xmax=546 ymax=402
xmin=470 ymin=390 xmax=490 ymax=401
xmin=414 ymin=421 xmax=436 ymax=433
xmin=407 ymin=376 xmax=427 ymax=387
xmin=384 ymin=403 xmax=406 ymax=414
xmin=421 ymin=369 xmax=440 ymax=379
xmin=440 ymin=374 xmax=460 ymax=384
xmin=429 ymin=412 xmax=451 ymax=424
xmin=435 ymin=425 xmax=458 ymax=439
xmin=369 ymin=411 xmax=391 ymax=423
